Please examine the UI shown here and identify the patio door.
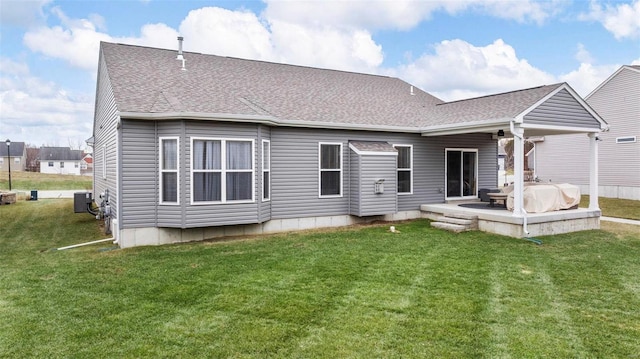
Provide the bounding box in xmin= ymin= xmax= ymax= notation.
xmin=445 ymin=149 xmax=478 ymax=199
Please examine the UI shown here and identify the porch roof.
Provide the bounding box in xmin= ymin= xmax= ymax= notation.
xmin=421 ymin=83 xmax=608 ymax=137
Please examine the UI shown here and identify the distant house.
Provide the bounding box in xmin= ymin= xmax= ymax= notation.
xmin=536 ymin=65 xmax=640 ymax=200
xmin=80 ymin=153 xmax=93 ymax=176
xmin=0 ymin=141 xmax=26 ymax=172
xmin=39 ymin=147 xmax=84 ymax=175
xmin=92 ymin=41 xmax=606 ymax=248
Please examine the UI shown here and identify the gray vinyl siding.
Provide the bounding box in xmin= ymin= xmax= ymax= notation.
xmin=535 ymin=67 xmax=640 ymax=190
xmin=349 ymin=152 xmax=361 ymax=214
xmin=349 ymin=150 xmax=397 ymax=216
xmin=120 ymin=120 xmax=158 ymax=227
xmin=270 ymin=128 xmax=497 ymax=219
xmin=588 ymin=67 xmax=640 ymax=187
xmin=119 ymin=120 xmax=263 ymax=229
xmin=535 ymin=134 xmax=590 ymax=185
xmin=524 ymin=89 xmax=600 ymax=128
xmin=92 ymin=52 xmax=119 ymax=221
xmin=117 ymin=122 xmax=497 ymax=228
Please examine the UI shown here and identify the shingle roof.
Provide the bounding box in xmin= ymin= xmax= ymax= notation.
xmin=39 ymin=147 xmax=84 ymax=161
xmin=101 ymin=42 xmax=443 ymax=129
xmin=431 ymin=84 xmax=562 ymax=125
xmin=0 ymin=141 xmax=25 ymax=157
xmin=100 ymin=42 xmax=572 ymax=131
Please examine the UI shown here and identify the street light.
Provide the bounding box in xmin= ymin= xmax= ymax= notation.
xmin=5 ymin=139 xmax=11 ymax=191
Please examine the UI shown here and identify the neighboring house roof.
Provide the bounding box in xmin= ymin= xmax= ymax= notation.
xmin=586 ymin=65 xmax=640 ymax=100
xmin=0 ymin=142 xmax=25 ymax=157
xmin=39 ymin=147 xmax=84 ymax=161
xmin=82 ymin=154 xmax=93 ymax=164
xmin=100 ymin=42 xmax=605 ymax=136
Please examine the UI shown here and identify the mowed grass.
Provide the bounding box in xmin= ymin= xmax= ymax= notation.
xmin=1 ymin=200 xmax=639 ymax=358
xmin=581 ymin=195 xmax=640 ymax=221
xmin=0 ymin=171 xmax=92 ymax=191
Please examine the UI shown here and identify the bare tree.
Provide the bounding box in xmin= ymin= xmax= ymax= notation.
xmin=501 ymin=138 xmax=535 ymax=171
xmin=25 ymin=144 xmax=40 ymax=172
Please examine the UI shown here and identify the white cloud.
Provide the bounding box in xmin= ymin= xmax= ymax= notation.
xmin=0 ymin=59 xmax=93 ymax=146
xmin=0 ymin=0 xmax=51 ymax=27
xmin=178 ymin=7 xmax=274 ymax=61
xmin=559 ymin=62 xmax=620 ymax=97
xmin=580 ymin=0 xmax=640 ymax=39
xmin=263 ymin=0 xmax=454 ymax=30
xmin=262 ymin=0 xmax=563 ymax=30
xmin=176 ymin=7 xmax=383 ymax=72
xmin=476 ymin=0 xmax=565 ymax=25
xmin=23 ymin=8 xmax=179 ymax=72
xmin=392 ymin=39 xmax=556 ymax=101
xmin=575 ymin=43 xmax=594 ymax=64
xmin=268 ymin=20 xmax=383 ymax=71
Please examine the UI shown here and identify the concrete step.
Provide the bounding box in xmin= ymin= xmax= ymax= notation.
xmin=436 ymin=216 xmax=476 ymax=226
xmin=431 ymin=222 xmax=468 ymax=233
xmin=444 ymin=212 xmax=478 ymax=220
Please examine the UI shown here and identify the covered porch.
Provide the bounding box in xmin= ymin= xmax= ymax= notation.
xmin=421 ymin=83 xmax=608 ymax=238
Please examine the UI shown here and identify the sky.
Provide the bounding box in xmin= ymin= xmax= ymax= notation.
xmin=0 ymin=0 xmax=639 ymax=150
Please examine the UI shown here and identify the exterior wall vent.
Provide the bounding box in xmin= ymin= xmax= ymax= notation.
xmin=616 ymin=136 xmax=637 ymax=144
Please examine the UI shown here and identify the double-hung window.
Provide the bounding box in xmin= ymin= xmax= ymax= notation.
xmin=319 ymin=143 xmax=342 ymax=197
xmin=394 ymin=144 xmax=413 ymax=194
xmin=262 ymin=140 xmax=270 ymax=201
xmin=192 ymin=138 xmax=254 ymax=203
xmin=160 ymin=137 xmax=179 ymax=204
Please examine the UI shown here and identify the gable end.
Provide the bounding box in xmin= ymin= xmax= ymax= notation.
xmin=523 ymin=89 xmax=601 ymax=129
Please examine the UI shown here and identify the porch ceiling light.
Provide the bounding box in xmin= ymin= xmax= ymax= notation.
xmin=497 ymin=129 xmax=505 ymax=137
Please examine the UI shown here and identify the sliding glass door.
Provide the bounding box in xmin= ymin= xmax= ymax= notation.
xmin=446 ymin=149 xmax=478 ymax=198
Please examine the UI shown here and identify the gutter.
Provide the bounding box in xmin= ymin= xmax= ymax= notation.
xmin=118 ymin=111 xmax=424 ymax=134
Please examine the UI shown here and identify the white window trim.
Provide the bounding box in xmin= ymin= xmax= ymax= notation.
xmin=159 ymin=137 xmax=180 ymax=205
xmin=318 ymin=142 xmax=343 ymax=198
xmin=14 ymin=157 xmax=20 ymax=164
xmin=190 ymin=137 xmax=255 ymax=205
xmin=262 ymin=139 xmax=271 ymax=202
xmin=393 ymin=144 xmax=413 ymax=195
xmin=444 ymin=148 xmax=479 ymax=200
xmin=616 ymin=136 xmax=636 ymax=144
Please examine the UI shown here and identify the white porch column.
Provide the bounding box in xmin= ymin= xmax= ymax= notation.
xmin=512 ymin=125 xmax=525 ymax=217
xmin=588 ymin=133 xmax=600 ymax=210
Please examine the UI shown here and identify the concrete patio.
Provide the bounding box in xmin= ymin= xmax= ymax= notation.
xmin=421 ymin=201 xmax=601 ymax=238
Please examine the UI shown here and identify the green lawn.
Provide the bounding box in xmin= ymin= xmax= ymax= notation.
xmin=1 ymin=200 xmax=639 ymax=358
xmin=581 ymin=195 xmax=640 ymax=221
xmin=0 ymin=171 xmax=92 ymax=191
